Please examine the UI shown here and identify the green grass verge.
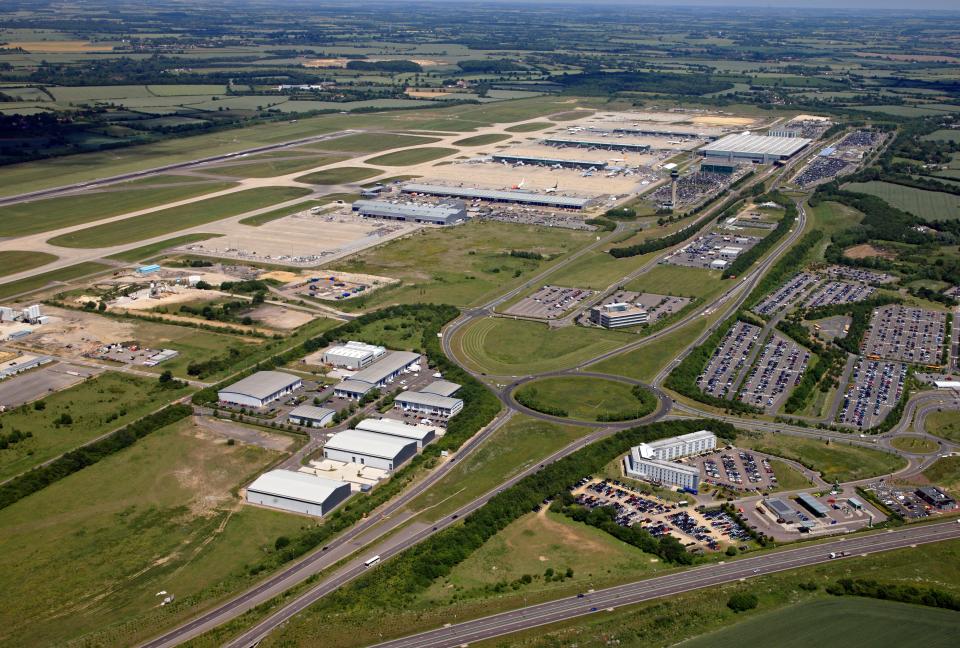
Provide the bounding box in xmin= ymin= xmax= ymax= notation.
xmin=921 ymin=456 xmax=960 ymax=494
xmin=0 ymin=372 xmax=189 ymax=482
xmin=924 ymin=409 xmax=960 ymax=443
xmin=589 ymin=314 xmax=713 ymax=382
xmin=0 ymin=251 xmax=58 ymax=278
xmin=0 ymin=180 xmax=236 ymax=237
xmin=0 ymin=418 xmax=305 ymax=648
xmin=105 ymin=233 xmax=223 ymax=262
xmin=452 ymin=134 xmax=512 ymax=146
xmin=736 ymin=432 xmax=905 ymax=483
xmin=505 ymin=121 xmax=553 ymax=132
xmin=769 ymin=459 xmax=814 ymax=491
xmin=315 ymin=133 xmax=439 ymax=153
xmin=515 ymin=376 xmax=656 ymax=422
xmin=890 ymin=435 xmax=939 ymax=454
xmin=202 ymin=153 xmax=346 ymax=178
xmin=0 ymin=261 xmax=110 ymax=300
xmin=46 ymin=187 xmax=312 ymax=248
xmin=456 ymin=318 xmax=632 ymax=375
xmin=364 ymin=147 xmax=458 ymax=166
xmin=295 ymin=166 xmax=383 ymax=185
xmin=625 ymin=264 xmax=725 ymax=299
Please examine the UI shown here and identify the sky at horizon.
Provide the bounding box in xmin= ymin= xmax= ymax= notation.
xmin=385 ymin=0 xmax=960 ymax=11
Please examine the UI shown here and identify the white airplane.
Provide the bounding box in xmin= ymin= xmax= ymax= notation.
xmin=545 ymin=182 xmax=558 ymax=193
xmin=512 ymin=178 xmax=526 ymax=189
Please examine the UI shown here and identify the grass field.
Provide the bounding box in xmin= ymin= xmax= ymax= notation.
xmin=681 ymin=598 xmax=959 ymax=648
xmin=505 ymin=121 xmax=553 ymax=132
xmin=0 ymin=372 xmax=188 ymax=482
xmin=736 ymin=432 xmax=905 ymax=483
xmin=769 ymin=459 xmax=815 ymax=490
xmin=202 ymin=153 xmax=347 ymax=178
xmin=105 ymin=233 xmax=223 ymax=262
xmin=0 ymin=180 xmax=236 ymax=237
xmin=364 ymin=146 xmax=458 ymax=166
xmin=315 ymin=133 xmax=439 ymax=153
xmin=923 ymin=409 xmax=960 ymax=442
xmin=0 ymin=418 xmax=305 ymax=648
xmin=844 ymin=180 xmax=960 ymax=221
xmin=409 ymin=415 xmax=590 ymax=521
xmin=456 ymin=318 xmax=632 ymax=375
xmin=0 ymin=261 xmax=110 ymax=300
xmin=540 ymin=248 xmax=658 ymax=291
xmin=238 ymin=198 xmax=338 ymax=226
xmin=295 ymin=166 xmax=383 ymax=184
xmin=0 ymin=251 xmax=58 ymax=278
xmin=922 ymin=129 xmax=960 ymax=143
xmin=921 ymin=456 xmax=960 ymax=493
xmin=589 ymin=314 xmax=713 ymax=382
xmin=46 ymin=186 xmax=312 ymax=248
xmin=334 ymin=221 xmax=592 ymax=309
xmin=890 ymin=435 xmax=939 ymax=453
xmin=626 ymin=264 xmax=725 ymax=299
xmin=550 ymin=110 xmax=595 ymax=121
xmin=515 ymin=376 xmax=655 ymax=421
xmin=452 ymin=134 xmax=512 ymax=146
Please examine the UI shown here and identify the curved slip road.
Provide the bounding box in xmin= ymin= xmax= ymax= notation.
xmin=371 ymin=520 xmax=960 ymax=648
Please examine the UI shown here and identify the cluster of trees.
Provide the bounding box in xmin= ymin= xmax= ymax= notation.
xmin=744 ymin=231 xmax=823 ymax=310
xmin=0 ymin=404 xmax=192 ymax=510
xmin=514 ymin=387 xmax=567 ymax=418
xmin=551 ymin=71 xmax=733 ymax=97
xmin=721 ymin=192 xmax=796 ymax=279
xmin=508 ymin=250 xmax=545 ymax=260
xmin=0 ymin=428 xmax=32 ymax=450
xmin=604 ymin=206 xmax=637 ymax=220
xmin=346 ymin=59 xmax=422 ymax=73
xmin=805 ymin=295 xmax=901 ymax=356
xmin=220 ymin=279 xmax=271 ymax=294
xmin=777 ymin=319 xmax=846 ymax=415
xmin=457 ymin=59 xmax=522 ymax=73
xmin=826 ymin=578 xmax=960 ymax=611
xmin=726 ymin=592 xmax=759 ymax=612
xmin=175 ymin=297 xmax=257 ymax=325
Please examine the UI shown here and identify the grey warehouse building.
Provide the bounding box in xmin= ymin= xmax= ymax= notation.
xmin=401 ymin=183 xmax=592 ymax=210
xmin=394 ymin=390 xmax=464 ymax=418
xmin=333 ymin=351 xmax=421 ymax=399
xmin=699 ymin=133 xmax=812 ymax=164
xmin=323 ymin=429 xmax=418 ymax=471
xmin=218 ymin=371 xmax=302 ymax=409
xmin=246 ymin=469 xmax=352 ymax=517
xmin=288 ymin=405 xmax=336 ymax=428
xmin=352 ymin=199 xmax=467 ymax=225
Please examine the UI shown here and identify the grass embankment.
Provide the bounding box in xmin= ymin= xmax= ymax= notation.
xmin=333 ymin=220 xmax=592 ymax=309
xmin=0 ymin=261 xmax=110 ymax=300
xmin=768 ymin=459 xmax=815 ymax=490
xmin=46 ymin=186 xmax=312 ymax=248
xmin=924 ymin=409 xmax=960 ymax=443
xmin=295 ymin=166 xmax=383 ymax=184
xmin=0 ymin=251 xmax=58 ymax=278
xmin=0 ymin=180 xmax=236 ymax=237
xmin=456 ymin=318 xmax=632 ymax=375
xmin=364 ymin=146 xmax=458 ymax=166
xmin=0 ymin=419 xmax=304 ymax=648
xmin=0 ymin=372 xmax=189 ymax=482
xmin=890 ymin=435 xmax=939 ymax=453
xmin=922 ymin=456 xmax=960 ymax=494
xmin=515 ymin=376 xmax=656 ymax=422
xmin=452 ymin=134 xmax=511 ymax=146
xmin=736 ymin=432 xmax=905 ymax=483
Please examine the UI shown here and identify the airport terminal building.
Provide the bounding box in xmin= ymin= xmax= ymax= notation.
xmin=400 ymin=183 xmax=592 ymax=210
xmin=352 ymin=199 xmax=468 ymax=225
xmin=699 ymin=133 xmax=812 ymax=164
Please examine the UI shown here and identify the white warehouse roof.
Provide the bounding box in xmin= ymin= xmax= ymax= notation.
xmin=247 ymin=470 xmax=348 ymax=505
xmin=355 ymin=418 xmax=436 ymax=441
xmin=324 ymin=429 xmax=417 ymax=459
xmin=221 ymin=371 xmax=301 ymax=400
xmin=699 ymin=133 xmax=811 ymax=158
xmin=395 ymin=390 xmax=463 ymax=409
xmin=350 ymin=351 xmax=420 ymax=385
xmin=289 ymin=405 xmax=335 ymax=421
xmin=421 ymin=380 xmax=461 ymax=397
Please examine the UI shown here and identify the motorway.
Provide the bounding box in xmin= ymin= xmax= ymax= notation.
xmin=372 ymin=521 xmax=960 ymax=648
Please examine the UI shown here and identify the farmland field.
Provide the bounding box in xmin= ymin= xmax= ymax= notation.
xmin=844 ymin=181 xmax=960 ymax=221
xmin=46 ymin=186 xmax=312 ymax=248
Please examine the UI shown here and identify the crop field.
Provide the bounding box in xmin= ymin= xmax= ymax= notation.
xmin=924 ymin=409 xmax=960 ymax=443
xmin=452 ymin=134 xmax=512 ymax=146
xmin=105 ymin=233 xmax=224 ymax=262
xmin=0 ymin=261 xmax=110 ymax=300
xmin=46 ymin=186 xmax=312 ymax=248
xmin=736 ymin=432 xmax=905 ymax=483
xmin=364 ymin=146 xmax=458 ymax=166
xmin=334 ymin=221 xmax=592 ymax=309
xmin=0 ymin=251 xmax=58 ymax=278
xmin=0 ymin=372 xmax=188 ymax=482
xmin=515 ymin=376 xmax=655 ymax=421
xmin=295 ymin=166 xmax=383 ymax=184
xmin=0 ymin=179 xmax=236 ymax=237
xmin=0 ymin=418 xmax=304 ymax=648
xmin=455 ymin=317 xmax=632 ymax=375
xmin=845 ymin=181 xmax=960 ymax=221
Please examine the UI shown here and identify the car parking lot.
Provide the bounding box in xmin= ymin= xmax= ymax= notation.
xmin=752 ymin=272 xmax=819 ymax=318
xmin=742 ymin=490 xmax=884 ymax=539
xmin=504 ymin=285 xmax=595 ymax=319
xmin=697 ymin=321 xmax=761 ymax=398
xmin=694 ymin=448 xmax=781 ymax=492
xmin=862 ymin=305 xmax=947 ymax=365
xmin=837 ymin=358 xmax=908 ymax=429
xmin=738 ymin=333 xmax=809 ymax=412
xmin=824 ymin=265 xmax=895 ymax=285
xmin=571 ymin=478 xmax=751 ymax=551
xmin=863 ymin=480 xmax=934 ymax=520
xmin=804 ymin=281 xmax=875 ymax=308
xmin=663 ymin=233 xmax=763 ymax=270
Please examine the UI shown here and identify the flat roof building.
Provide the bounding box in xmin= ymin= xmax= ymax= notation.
xmin=420 ymin=380 xmax=461 ymax=397
xmin=700 ymin=160 xmax=739 ymax=175
xmin=764 ymin=497 xmax=799 ymax=522
xmin=699 ymin=133 xmax=812 ymax=164
xmin=394 ymin=390 xmax=464 ymax=418
xmin=352 ymin=199 xmax=467 ymax=226
xmin=334 ymin=379 xmax=377 ymax=400
xmin=796 ymin=492 xmax=830 ymax=517
xmin=401 ymin=183 xmax=591 ymax=210
xmin=491 ymin=154 xmax=606 ymax=170
xmin=635 ymin=430 xmax=717 ymax=462
xmin=916 ymin=486 xmax=957 ymax=510
xmin=323 ymin=341 xmax=386 ymax=370
xmin=219 ymin=371 xmax=302 ymax=409
xmin=624 ymin=456 xmax=701 ymax=490
xmin=351 ymin=351 xmax=420 ymax=386
xmin=323 ymin=429 xmax=418 ymax=471
xmin=246 ymin=470 xmax=352 ymax=517
xmin=288 ymin=405 xmax=336 ymax=428
xmin=355 ymin=418 xmax=436 ymax=449
xmin=543 ymin=138 xmax=651 ymax=153
xmin=590 ymin=302 xmax=649 ymax=329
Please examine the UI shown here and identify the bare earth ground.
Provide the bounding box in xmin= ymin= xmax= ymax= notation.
xmin=844 ymin=243 xmax=896 ymax=260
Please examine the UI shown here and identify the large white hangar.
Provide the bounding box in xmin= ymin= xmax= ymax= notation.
xmin=322 ymin=429 xmax=418 ymax=471
xmin=699 ymin=133 xmax=812 ymax=164
xmin=218 ymin=371 xmax=302 ymax=409
xmin=246 ymin=469 xmax=352 ymax=517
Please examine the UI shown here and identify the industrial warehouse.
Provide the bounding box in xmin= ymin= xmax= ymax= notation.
xmin=624 ymin=430 xmax=717 ymax=490
xmin=355 ymin=417 xmax=437 ymax=449
xmin=699 ymin=133 xmax=812 ymax=164
xmin=322 ymin=341 xmax=386 ymax=370
xmin=393 ymin=379 xmax=463 ymax=418
xmin=400 ymin=183 xmax=593 ymax=209
xmin=322 ymin=429 xmax=418 ymax=471
xmin=352 ymin=199 xmax=469 ymax=225
xmin=218 ymin=371 xmax=303 ymax=409
xmin=246 ymin=470 xmax=352 ymax=517
xmin=332 ymin=350 xmax=421 ymax=399
xmin=287 ymin=404 xmax=336 ymax=428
